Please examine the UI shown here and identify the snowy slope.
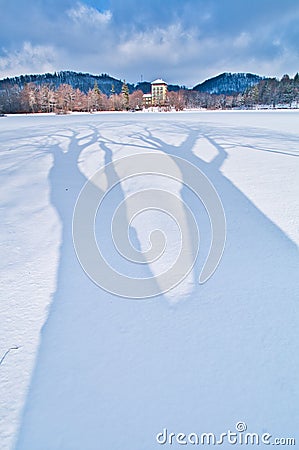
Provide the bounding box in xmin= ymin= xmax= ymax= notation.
xmin=0 ymin=71 xmax=134 ymax=95
xmin=0 ymin=111 xmax=298 ymax=450
xmin=193 ymin=72 xmax=263 ymax=94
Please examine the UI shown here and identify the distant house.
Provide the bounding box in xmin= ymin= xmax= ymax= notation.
xmin=143 ymin=78 xmax=168 ymax=107
xmin=143 ymin=93 xmax=152 ymax=107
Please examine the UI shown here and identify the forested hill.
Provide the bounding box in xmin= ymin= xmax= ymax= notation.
xmin=0 ymin=70 xmax=262 ymax=96
xmin=0 ymin=71 xmax=184 ymax=95
xmin=193 ymin=72 xmax=264 ymax=94
xmin=0 ymin=71 xmax=134 ymax=95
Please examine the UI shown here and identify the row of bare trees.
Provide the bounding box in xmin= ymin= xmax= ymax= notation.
xmin=0 ymin=82 xmax=146 ymax=114
xmin=0 ymin=82 xmax=237 ymax=113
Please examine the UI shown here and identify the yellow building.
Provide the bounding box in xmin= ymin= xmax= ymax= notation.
xmin=151 ymin=79 xmax=168 ymax=105
xmin=143 ymin=78 xmax=168 ymax=107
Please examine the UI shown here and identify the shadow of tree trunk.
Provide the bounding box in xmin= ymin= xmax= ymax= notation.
xmin=16 ymin=118 xmax=299 ymax=450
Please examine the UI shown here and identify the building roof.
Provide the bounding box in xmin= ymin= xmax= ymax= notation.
xmin=151 ymin=78 xmax=167 ymax=85
xmin=143 ymin=93 xmax=152 ymax=97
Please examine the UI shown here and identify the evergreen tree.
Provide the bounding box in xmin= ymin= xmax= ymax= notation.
xmin=93 ymin=81 xmax=100 ymax=95
xmin=93 ymin=81 xmax=102 ymax=110
xmin=121 ymin=80 xmax=129 ymax=110
xmin=110 ymin=84 xmax=115 ymax=111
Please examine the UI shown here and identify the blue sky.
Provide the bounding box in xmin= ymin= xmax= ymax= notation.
xmin=0 ymin=0 xmax=299 ymax=86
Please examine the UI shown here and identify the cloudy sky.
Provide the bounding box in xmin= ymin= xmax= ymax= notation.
xmin=0 ymin=0 xmax=299 ymax=86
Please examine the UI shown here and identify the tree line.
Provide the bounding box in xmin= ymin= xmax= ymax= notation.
xmin=1 ymin=74 xmax=299 ymax=114
xmin=183 ymin=74 xmax=299 ymax=109
xmin=0 ymin=81 xmax=141 ymax=114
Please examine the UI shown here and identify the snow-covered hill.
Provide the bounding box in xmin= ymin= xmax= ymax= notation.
xmin=0 ymin=71 xmax=134 ymax=95
xmin=193 ymin=72 xmax=264 ymax=94
xmin=0 ymin=111 xmax=298 ymax=450
xmin=0 ymin=71 xmax=184 ymax=96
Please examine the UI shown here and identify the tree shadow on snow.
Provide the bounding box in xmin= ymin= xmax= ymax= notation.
xmin=15 ymin=118 xmax=299 ymax=450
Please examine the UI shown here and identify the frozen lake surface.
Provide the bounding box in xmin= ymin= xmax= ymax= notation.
xmin=0 ymin=111 xmax=298 ymax=449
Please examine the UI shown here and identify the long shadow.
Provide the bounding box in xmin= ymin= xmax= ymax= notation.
xmin=15 ymin=122 xmax=160 ymax=449
xmin=15 ymin=118 xmax=299 ymax=449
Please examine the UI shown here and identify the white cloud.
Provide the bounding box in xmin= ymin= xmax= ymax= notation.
xmin=0 ymin=42 xmax=56 ymax=77
xmin=67 ymin=2 xmax=112 ymax=26
xmin=1 ymin=2 xmax=298 ymax=86
xmin=118 ymin=23 xmax=198 ymax=65
xmin=234 ymin=32 xmax=251 ymax=49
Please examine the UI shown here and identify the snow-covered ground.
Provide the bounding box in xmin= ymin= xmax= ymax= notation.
xmin=0 ymin=111 xmax=298 ymax=449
